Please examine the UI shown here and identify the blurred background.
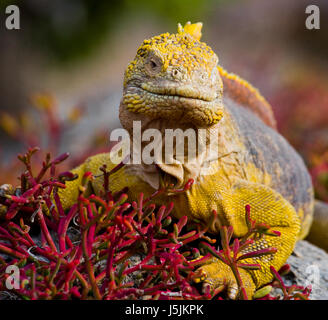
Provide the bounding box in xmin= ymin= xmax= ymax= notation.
xmin=0 ymin=0 xmax=327 ymax=201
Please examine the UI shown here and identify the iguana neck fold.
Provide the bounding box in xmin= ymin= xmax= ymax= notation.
xmin=122 ymin=109 xmax=243 ymax=191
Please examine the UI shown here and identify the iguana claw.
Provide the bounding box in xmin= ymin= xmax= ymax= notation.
xmin=193 ymin=258 xmax=256 ymax=300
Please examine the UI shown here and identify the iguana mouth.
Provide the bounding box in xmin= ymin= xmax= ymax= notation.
xmin=122 ymin=83 xmax=223 ymax=126
xmin=140 ymin=82 xmax=217 ymax=102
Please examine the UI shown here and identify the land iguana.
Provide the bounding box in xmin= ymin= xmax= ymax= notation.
xmin=0 ymin=22 xmax=318 ymax=299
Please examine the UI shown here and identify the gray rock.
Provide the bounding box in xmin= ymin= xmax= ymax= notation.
xmin=307 ymin=200 xmax=328 ymax=252
xmin=285 ymin=240 xmax=328 ymax=300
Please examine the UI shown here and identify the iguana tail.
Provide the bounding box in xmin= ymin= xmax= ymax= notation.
xmin=218 ymin=65 xmax=277 ymax=130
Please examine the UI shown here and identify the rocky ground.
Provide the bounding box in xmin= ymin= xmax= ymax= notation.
xmin=286 ymin=240 xmax=328 ymax=300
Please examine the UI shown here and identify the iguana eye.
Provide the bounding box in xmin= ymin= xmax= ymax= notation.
xmin=145 ymin=55 xmax=162 ymax=76
xmin=150 ymin=59 xmax=157 ymax=69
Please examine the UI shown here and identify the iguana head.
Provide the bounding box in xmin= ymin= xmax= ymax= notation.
xmin=120 ymin=22 xmax=224 ymax=128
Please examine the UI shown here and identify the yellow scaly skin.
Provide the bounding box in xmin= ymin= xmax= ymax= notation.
xmin=56 ymin=22 xmax=313 ymax=299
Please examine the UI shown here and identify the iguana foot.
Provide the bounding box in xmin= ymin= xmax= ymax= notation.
xmin=193 ymin=258 xmax=256 ymax=300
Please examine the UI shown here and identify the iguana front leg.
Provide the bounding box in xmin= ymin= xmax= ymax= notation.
xmin=194 ymin=181 xmax=301 ymax=299
xmin=56 ymin=162 xmax=87 ymax=211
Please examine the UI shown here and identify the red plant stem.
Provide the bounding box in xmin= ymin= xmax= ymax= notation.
xmin=87 ymin=204 xmax=96 ymax=256
xmin=63 ymin=260 xmax=79 ymax=293
xmin=82 ymin=227 xmax=101 ymax=299
xmin=8 ymin=223 xmax=35 ymax=246
xmin=78 ymin=202 xmax=87 ymax=226
xmin=36 ymin=206 xmax=57 ymax=252
xmin=229 ymin=263 xmax=249 ymax=300
xmin=58 ymin=204 xmax=78 ymax=253
xmin=186 ymin=254 xmax=212 ymax=267
xmin=65 ymin=235 xmax=73 ymax=249
xmin=30 ymin=265 xmax=37 ymax=300
xmin=139 ymin=273 xmax=156 ymax=289
xmin=105 ymin=227 xmax=118 ymax=290
xmin=0 ymin=239 xmax=30 ymax=257
xmin=180 ymin=231 xmax=204 ymax=245
xmin=95 ymin=270 xmax=106 ymax=284
xmin=5 ymin=203 xmax=21 ymax=220
xmin=0 ymin=243 xmax=27 ymax=259
xmin=52 ymin=191 xmax=64 ymax=221
xmin=270 ymin=266 xmax=288 ymax=298
xmin=237 ymin=247 xmax=277 ymax=261
xmin=22 ymin=183 xmax=42 ymax=198
xmin=48 ymin=258 xmax=62 ymax=288
xmin=0 ymin=226 xmax=19 ymax=244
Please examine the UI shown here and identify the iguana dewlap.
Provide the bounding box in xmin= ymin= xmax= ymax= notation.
xmin=57 ymin=22 xmax=314 ymax=299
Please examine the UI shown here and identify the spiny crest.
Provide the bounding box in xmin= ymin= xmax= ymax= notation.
xmin=125 ymin=22 xmax=218 ymax=81
xmin=177 ymin=21 xmax=203 ymax=40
